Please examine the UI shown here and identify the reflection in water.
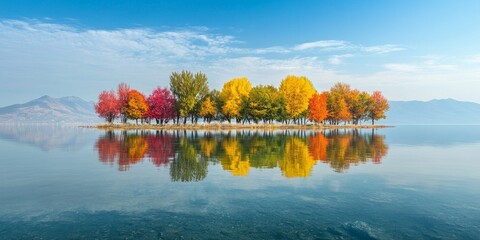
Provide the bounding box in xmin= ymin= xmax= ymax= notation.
xmin=94 ymin=130 xmax=388 ymax=181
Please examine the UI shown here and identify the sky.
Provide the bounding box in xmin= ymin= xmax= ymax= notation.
xmin=1 ymin=0 xmax=480 ymax=106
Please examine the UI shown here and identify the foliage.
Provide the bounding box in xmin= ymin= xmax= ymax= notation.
xmin=125 ymin=90 xmax=149 ymax=121
xmin=219 ymin=77 xmax=252 ymax=122
xmin=279 ymin=75 xmax=315 ymax=120
xmin=307 ymin=92 xmax=328 ymax=123
xmin=117 ymin=83 xmax=131 ymax=123
xmin=247 ymin=85 xmax=283 ymax=123
xmin=326 ymin=83 xmax=352 ymax=124
xmin=94 ymin=90 xmax=119 ymax=123
xmin=146 ymin=87 xmax=176 ymax=124
xmin=97 ymin=72 xmax=388 ymax=125
xmin=347 ymin=90 xmax=372 ymax=125
xmin=199 ymin=96 xmax=217 ymax=123
xmin=369 ymin=91 xmax=389 ymax=125
xmin=169 ymin=70 xmax=209 ymax=122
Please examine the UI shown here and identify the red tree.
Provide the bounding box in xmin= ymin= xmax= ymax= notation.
xmin=369 ymin=91 xmax=389 ymax=125
xmin=307 ymin=92 xmax=328 ymax=123
xmin=146 ymin=87 xmax=176 ymax=124
xmin=95 ymin=90 xmax=120 ymax=123
xmin=117 ymin=83 xmax=131 ymax=123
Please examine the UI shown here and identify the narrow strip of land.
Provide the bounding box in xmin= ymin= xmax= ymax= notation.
xmin=82 ymin=123 xmax=391 ymax=131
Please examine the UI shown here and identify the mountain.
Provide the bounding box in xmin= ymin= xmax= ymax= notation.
xmin=0 ymin=95 xmax=99 ymax=124
xmin=380 ymin=99 xmax=480 ymax=125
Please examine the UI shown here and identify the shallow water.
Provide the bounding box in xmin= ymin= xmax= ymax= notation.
xmin=0 ymin=125 xmax=479 ymax=239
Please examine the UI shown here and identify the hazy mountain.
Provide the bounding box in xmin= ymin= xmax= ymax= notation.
xmin=380 ymin=99 xmax=480 ymax=125
xmin=0 ymin=95 xmax=98 ymax=124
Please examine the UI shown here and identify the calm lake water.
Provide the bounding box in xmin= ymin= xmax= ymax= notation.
xmin=0 ymin=125 xmax=479 ymax=239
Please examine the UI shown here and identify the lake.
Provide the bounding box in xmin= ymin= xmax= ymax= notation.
xmin=0 ymin=125 xmax=479 ymax=239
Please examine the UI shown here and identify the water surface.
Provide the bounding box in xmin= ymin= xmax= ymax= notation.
xmin=0 ymin=125 xmax=479 ymax=239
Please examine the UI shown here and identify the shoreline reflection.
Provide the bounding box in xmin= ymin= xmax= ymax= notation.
xmin=94 ymin=130 xmax=388 ymax=181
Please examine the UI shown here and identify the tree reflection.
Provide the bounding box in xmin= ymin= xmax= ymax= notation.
xmin=147 ymin=131 xmax=174 ymax=167
xmin=313 ymin=129 xmax=389 ymax=172
xmin=94 ymin=128 xmax=388 ymax=180
xmin=220 ymin=133 xmax=250 ymax=176
xmin=170 ymin=133 xmax=208 ymax=182
xmin=279 ymin=135 xmax=316 ymax=177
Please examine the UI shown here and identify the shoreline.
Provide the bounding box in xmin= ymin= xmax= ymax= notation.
xmin=81 ymin=123 xmax=392 ymax=131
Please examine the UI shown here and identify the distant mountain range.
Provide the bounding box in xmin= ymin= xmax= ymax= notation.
xmin=0 ymin=95 xmax=98 ymax=124
xmin=380 ymin=99 xmax=480 ymax=125
xmin=0 ymin=96 xmax=479 ymax=125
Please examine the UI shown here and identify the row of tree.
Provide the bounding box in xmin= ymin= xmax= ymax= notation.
xmin=95 ymin=71 xmax=389 ymax=125
xmin=95 ymin=130 xmax=388 ymax=179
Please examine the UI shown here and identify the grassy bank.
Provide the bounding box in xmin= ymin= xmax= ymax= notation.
xmin=81 ymin=122 xmax=391 ymax=131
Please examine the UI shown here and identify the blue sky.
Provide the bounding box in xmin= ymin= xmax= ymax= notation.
xmin=1 ymin=0 xmax=480 ymax=105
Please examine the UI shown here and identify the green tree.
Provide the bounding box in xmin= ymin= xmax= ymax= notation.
xmin=169 ymin=70 xmax=209 ymax=124
xmin=248 ymin=85 xmax=281 ymax=123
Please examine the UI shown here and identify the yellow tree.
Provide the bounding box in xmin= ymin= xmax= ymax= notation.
xmin=219 ymin=77 xmax=252 ymax=122
xmin=279 ymin=75 xmax=315 ymax=122
xmin=199 ymin=96 xmax=217 ymax=123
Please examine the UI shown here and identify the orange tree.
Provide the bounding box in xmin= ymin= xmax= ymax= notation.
xmin=307 ymin=92 xmax=328 ymax=123
xmin=125 ymin=90 xmax=149 ymax=124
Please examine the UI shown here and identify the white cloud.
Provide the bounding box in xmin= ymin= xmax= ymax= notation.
xmin=363 ymin=44 xmax=404 ymax=54
xmin=293 ymin=40 xmax=349 ymax=51
xmin=328 ymin=54 xmax=354 ymax=65
xmin=384 ymin=64 xmax=419 ymax=72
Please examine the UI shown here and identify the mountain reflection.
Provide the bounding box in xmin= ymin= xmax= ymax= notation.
xmin=94 ymin=130 xmax=388 ymax=181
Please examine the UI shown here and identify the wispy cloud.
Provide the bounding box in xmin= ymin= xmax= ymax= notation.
xmin=384 ymin=64 xmax=419 ymax=72
xmin=328 ymin=54 xmax=354 ymax=65
xmin=293 ymin=40 xmax=349 ymax=51
xmin=384 ymin=56 xmax=457 ymax=73
xmin=362 ymin=44 xmax=404 ymax=54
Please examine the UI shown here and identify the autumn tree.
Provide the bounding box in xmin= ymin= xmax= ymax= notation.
xmin=219 ymin=77 xmax=252 ymax=123
xmin=169 ymin=70 xmax=209 ymax=124
xmin=369 ymin=91 xmax=389 ymax=125
xmin=117 ymin=83 xmax=131 ymax=123
xmin=125 ymin=90 xmax=149 ymax=124
xmin=326 ymin=83 xmax=352 ymax=124
xmin=199 ymin=96 xmax=217 ymax=123
xmin=95 ymin=90 xmax=120 ymax=123
xmin=279 ymin=75 xmax=315 ymax=123
xmin=146 ymin=87 xmax=176 ymax=124
xmin=347 ymin=90 xmax=371 ymax=125
xmin=307 ymin=92 xmax=328 ymax=123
